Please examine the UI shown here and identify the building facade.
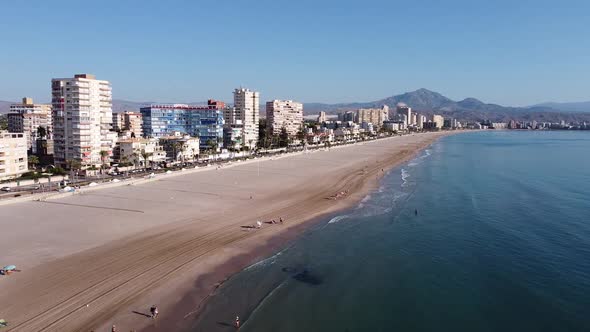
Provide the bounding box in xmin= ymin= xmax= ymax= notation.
xmin=266 ymin=100 xmax=303 ymax=136
xmin=339 ymin=111 xmax=356 ymax=122
xmin=0 ymin=132 xmax=28 ymax=180
xmin=160 ymin=135 xmax=200 ymax=162
xmin=227 ymin=88 xmax=259 ymax=148
xmin=356 ymin=107 xmax=388 ymax=128
xmin=113 ymin=111 xmax=143 ymax=137
xmin=115 ymin=138 xmax=166 ymax=167
xmin=140 ymin=104 xmax=224 ymax=150
xmin=396 ymin=103 xmax=412 ymax=126
xmin=317 ymin=111 xmax=327 ymax=123
xmin=7 ymin=97 xmax=53 ymax=154
xmin=432 ymin=115 xmax=445 ymax=129
xmin=51 ymin=74 xmax=115 ymax=168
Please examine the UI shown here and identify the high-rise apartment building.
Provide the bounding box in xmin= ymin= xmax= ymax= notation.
xmin=112 ymin=112 xmax=124 ymax=132
xmin=432 ymin=114 xmax=444 ymax=128
xmin=0 ymin=132 xmax=28 ymax=180
xmin=418 ymin=115 xmax=427 ymax=129
xmin=356 ymin=106 xmax=388 ymax=128
xmin=227 ymin=88 xmax=259 ymax=148
xmin=51 ymin=74 xmax=116 ymax=168
xmin=140 ymin=103 xmax=224 ymax=149
xmin=113 ymin=111 xmax=143 ymax=137
xmin=266 ymin=100 xmax=303 ymax=136
xmin=7 ymin=97 xmax=52 ymax=153
xmin=339 ymin=111 xmax=356 ymax=122
xmin=317 ymin=111 xmax=327 ymax=123
xmin=396 ymin=103 xmax=412 ymax=125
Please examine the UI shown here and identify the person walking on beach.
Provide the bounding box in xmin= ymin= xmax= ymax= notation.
xmin=150 ymin=305 xmax=159 ymax=319
xmin=235 ymin=316 xmax=240 ymax=328
xmin=111 ymin=325 xmax=117 ymax=332
xmin=279 ymin=217 xmax=283 ymax=224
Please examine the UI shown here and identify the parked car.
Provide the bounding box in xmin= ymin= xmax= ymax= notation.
xmin=1 ymin=187 xmax=11 ymax=192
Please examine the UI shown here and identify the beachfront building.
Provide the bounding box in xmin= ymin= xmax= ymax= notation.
xmin=112 ymin=112 xmax=124 ymax=132
xmin=396 ymin=103 xmax=412 ymax=126
xmin=51 ymin=74 xmax=116 ymax=168
xmin=0 ymin=132 xmax=28 ymax=180
xmin=225 ymin=88 xmax=259 ymax=149
xmin=266 ymin=100 xmax=304 ymax=136
xmin=356 ymin=107 xmax=388 ymax=129
xmin=334 ymin=128 xmax=353 ymax=141
xmin=7 ymin=97 xmax=53 ymax=154
xmin=432 ymin=115 xmax=444 ymax=129
xmin=418 ymin=115 xmax=427 ymax=129
xmin=140 ymin=103 xmax=224 ymax=150
xmin=160 ymin=135 xmax=200 ymax=162
xmin=223 ymin=124 xmax=243 ymax=150
xmin=338 ymin=111 xmax=356 ymax=122
xmin=115 ymin=138 xmax=166 ymax=168
xmin=113 ymin=111 xmax=143 ymax=138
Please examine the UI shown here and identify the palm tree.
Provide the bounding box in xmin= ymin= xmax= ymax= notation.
xmin=37 ymin=126 xmax=47 ymax=139
xmin=99 ymin=150 xmax=109 ymax=174
xmin=141 ymin=149 xmax=153 ymax=170
xmin=191 ymin=148 xmax=196 ymax=163
xmin=207 ymin=139 xmax=218 ymax=160
xmin=28 ymin=155 xmax=39 ymax=170
xmin=131 ymin=152 xmax=139 ymax=169
xmin=66 ymin=159 xmax=82 ymax=183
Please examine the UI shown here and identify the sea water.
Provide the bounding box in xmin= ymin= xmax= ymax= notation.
xmin=192 ymin=131 xmax=590 ymax=332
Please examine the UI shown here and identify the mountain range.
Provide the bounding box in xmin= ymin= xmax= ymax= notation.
xmin=1 ymin=89 xmax=589 ymax=123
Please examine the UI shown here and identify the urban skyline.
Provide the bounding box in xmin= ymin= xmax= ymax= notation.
xmin=1 ymin=1 xmax=590 ymax=106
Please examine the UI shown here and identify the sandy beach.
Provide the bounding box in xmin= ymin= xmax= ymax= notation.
xmin=0 ymin=132 xmax=452 ymax=331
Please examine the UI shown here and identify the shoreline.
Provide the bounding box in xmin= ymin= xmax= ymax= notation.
xmin=0 ymin=131 xmax=458 ymax=332
xmin=134 ymin=132 xmax=455 ymax=332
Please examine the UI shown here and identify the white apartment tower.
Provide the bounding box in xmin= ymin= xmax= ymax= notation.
xmin=0 ymin=132 xmax=28 ymax=180
xmin=229 ymin=88 xmax=260 ymax=149
xmin=396 ymin=103 xmax=412 ymax=126
xmin=7 ymin=97 xmax=53 ymax=153
xmin=52 ymin=74 xmax=115 ymax=168
xmin=266 ymin=100 xmax=304 ymax=136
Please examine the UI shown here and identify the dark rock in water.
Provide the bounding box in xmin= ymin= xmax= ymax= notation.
xmin=282 ymin=267 xmax=297 ymax=273
xmin=293 ymin=269 xmax=323 ymax=285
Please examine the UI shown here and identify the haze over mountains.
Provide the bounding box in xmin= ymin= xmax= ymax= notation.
xmin=1 ymin=89 xmax=589 ymax=123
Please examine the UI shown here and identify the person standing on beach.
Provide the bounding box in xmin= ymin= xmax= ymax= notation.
xmin=235 ymin=316 xmax=240 ymax=328
xmin=150 ymin=305 xmax=158 ymax=319
xmin=111 ymin=325 xmax=117 ymax=332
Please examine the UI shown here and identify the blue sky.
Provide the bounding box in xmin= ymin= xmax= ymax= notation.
xmin=1 ymin=0 xmax=589 ymax=105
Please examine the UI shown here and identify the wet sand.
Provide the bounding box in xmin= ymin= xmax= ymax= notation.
xmin=0 ymin=132 xmax=453 ymax=331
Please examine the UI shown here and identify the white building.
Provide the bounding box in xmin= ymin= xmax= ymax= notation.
xmin=418 ymin=115 xmax=427 ymax=129
xmin=226 ymin=88 xmax=259 ymax=149
xmin=7 ymin=97 xmax=53 ymax=153
xmin=116 ymin=138 xmax=166 ymax=167
xmin=160 ymin=135 xmax=200 ymax=162
xmin=0 ymin=132 xmax=28 ymax=180
xmin=317 ymin=111 xmax=327 ymax=123
xmin=52 ymin=74 xmax=115 ymax=168
xmin=432 ymin=114 xmax=444 ymax=129
xmin=396 ymin=103 xmax=412 ymax=126
xmin=266 ymin=100 xmax=303 ymax=136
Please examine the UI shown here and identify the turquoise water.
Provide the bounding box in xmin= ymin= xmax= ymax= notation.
xmin=193 ymin=131 xmax=590 ymax=332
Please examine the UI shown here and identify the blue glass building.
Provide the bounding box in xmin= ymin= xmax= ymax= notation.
xmin=140 ymin=104 xmax=224 ymax=149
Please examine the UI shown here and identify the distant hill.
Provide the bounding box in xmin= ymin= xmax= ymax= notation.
xmin=3 ymin=92 xmax=590 ymax=123
xmin=0 ymin=101 xmax=13 ymax=114
xmin=303 ymin=89 xmax=590 ymax=123
xmin=533 ymin=101 xmax=590 ymax=113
